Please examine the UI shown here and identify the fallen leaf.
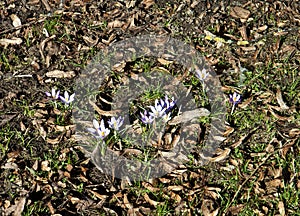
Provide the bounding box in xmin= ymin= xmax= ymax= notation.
xmin=208 ymin=148 xmax=231 ymax=162
xmin=142 ymin=0 xmax=155 ymax=8
xmin=0 ymin=38 xmax=22 ymax=48
xmin=46 ymin=70 xmax=76 ymax=78
xmin=143 ymin=193 xmax=161 ymax=207
xmin=10 ymin=14 xmax=22 ymax=29
xmin=276 ymin=88 xmax=289 ymax=110
xmin=230 ymin=6 xmax=250 ymax=20
xmin=41 ymin=160 xmax=51 ymax=171
xmin=167 ymin=185 xmax=183 ymax=191
xmin=278 ymin=201 xmax=285 ymax=216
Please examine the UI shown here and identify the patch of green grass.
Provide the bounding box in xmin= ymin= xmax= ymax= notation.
xmin=43 ymin=15 xmax=62 ymax=35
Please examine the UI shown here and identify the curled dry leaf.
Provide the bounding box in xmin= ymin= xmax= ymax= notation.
xmin=142 ymin=182 xmax=160 ymax=193
xmin=83 ymin=35 xmax=98 ymax=46
xmin=123 ymin=194 xmax=133 ymax=209
xmin=268 ymin=107 xmax=294 ymax=121
xmin=276 ymin=88 xmax=289 ymax=110
xmin=0 ymin=38 xmax=22 ymax=48
xmin=289 ymin=128 xmax=300 ymax=138
xmin=143 ymin=193 xmax=161 ymax=207
xmin=46 ymin=70 xmax=76 ymax=78
xmin=167 ymin=185 xmax=183 ymax=191
xmin=223 ymin=126 xmax=234 ymax=136
xmin=208 ymin=148 xmax=231 ymax=162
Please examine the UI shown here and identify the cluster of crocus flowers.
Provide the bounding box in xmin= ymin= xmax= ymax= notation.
xmin=229 ymin=92 xmax=242 ymax=114
xmin=87 ymin=116 xmax=124 ymax=140
xmin=45 ymin=88 xmax=75 ymax=106
xmin=140 ymin=95 xmax=175 ymax=124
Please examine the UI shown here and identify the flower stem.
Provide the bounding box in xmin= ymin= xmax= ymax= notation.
xmin=231 ymin=104 xmax=235 ymax=115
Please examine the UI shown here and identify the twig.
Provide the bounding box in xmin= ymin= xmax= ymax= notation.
xmin=0 ymin=17 xmax=46 ymax=35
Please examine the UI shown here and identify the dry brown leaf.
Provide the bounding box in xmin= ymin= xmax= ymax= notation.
xmin=223 ymin=126 xmax=234 ymax=136
xmin=0 ymin=38 xmax=22 ymax=48
xmin=278 ymin=201 xmax=285 ymax=216
xmin=159 ymin=178 xmax=171 ymax=183
xmin=41 ymin=0 xmax=51 ymax=11
xmin=170 ymin=191 xmax=181 ymax=203
xmin=83 ymin=35 xmax=98 ymax=46
xmin=266 ymin=179 xmax=282 ymax=188
xmin=142 ymin=0 xmax=155 ymax=8
xmin=142 ymin=182 xmax=160 ymax=193
xmin=46 ymin=137 xmax=61 ymax=145
xmin=276 ymin=88 xmax=289 ymax=110
xmin=39 ymin=35 xmax=56 ymax=62
xmin=167 ymin=185 xmax=183 ymax=191
xmin=268 ymin=108 xmax=293 ymax=121
xmin=10 ymin=14 xmax=22 ymax=28
xmin=69 ymin=197 xmax=80 ymax=204
xmin=41 ymin=160 xmax=51 ymax=171
xmin=228 ymin=204 xmax=244 ymax=215
xmin=107 ymin=20 xmax=125 ymax=28
xmin=46 ymin=70 xmax=76 ymax=78
xmin=123 ymin=194 xmax=133 ymax=209
xmin=201 ymin=200 xmax=219 ymax=216
xmin=32 ymin=120 xmax=46 ymax=140
xmin=89 ymin=99 xmax=120 ymax=117
xmin=143 ymin=193 xmax=161 ymax=207
xmin=1 ymin=162 xmax=18 ymax=170
xmin=157 ymin=58 xmax=173 ymax=65
xmin=208 ymin=148 xmax=231 ymax=162
xmin=230 ymin=6 xmax=250 ymax=20
xmin=289 ymin=128 xmax=300 ymax=138
xmin=46 ymin=201 xmax=55 ymax=215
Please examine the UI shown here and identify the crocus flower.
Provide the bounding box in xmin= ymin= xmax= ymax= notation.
xmin=60 ymin=91 xmax=75 ymax=105
xmin=229 ymin=92 xmax=242 ymax=114
xmin=140 ymin=110 xmax=154 ymax=124
xmin=229 ymin=92 xmax=242 ymax=105
xmin=160 ymin=95 xmax=176 ymax=111
xmin=149 ymin=99 xmax=166 ymax=118
xmin=87 ymin=119 xmax=110 ymax=139
xmin=45 ymin=88 xmax=60 ymax=99
xmin=108 ymin=116 xmax=124 ymax=131
xmin=195 ymin=68 xmax=208 ymax=82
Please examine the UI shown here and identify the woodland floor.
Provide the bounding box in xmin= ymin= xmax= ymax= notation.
xmin=0 ymin=0 xmax=300 ymax=215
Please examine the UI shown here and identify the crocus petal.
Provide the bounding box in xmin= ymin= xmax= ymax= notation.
xmin=69 ymin=93 xmax=75 ymax=102
xmin=64 ymin=91 xmax=69 ymax=99
xmin=87 ymin=128 xmax=96 ymax=134
xmin=45 ymin=92 xmax=51 ymax=97
xmin=93 ymin=119 xmax=100 ymax=129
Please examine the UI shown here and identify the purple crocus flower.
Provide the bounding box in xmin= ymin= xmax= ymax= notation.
xmin=87 ymin=119 xmax=110 ymax=139
xmin=195 ymin=68 xmax=208 ymax=82
xmin=108 ymin=116 xmax=124 ymax=131
xmin=60 ymin=91 xmax=75 ymax=105
xmin=45 ymin=88 xmax=60 ymax=99
xmin=229 ymin=92 xmax=242 ymax=105
xmin=160 ymin=95 xmax=176 ymax=111
xmin=148 ymin=99 xmax=166 ymax=118
xmin=140 ymin=110 xmax=154 ymax=124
